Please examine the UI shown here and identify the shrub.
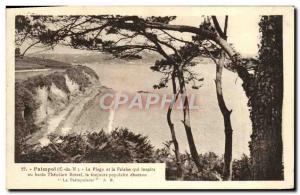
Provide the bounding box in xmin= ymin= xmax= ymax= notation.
xmin=18 ymin=127 xmax=252 ymax=181
xmin=19 ymin=128 xmax=154 ymax=163
xmin=15 ymin=82 xmax=40 ymax=162
xmin=46 ymin=72 xmax=70 ymax=94
xmin=232 ymin=154 xmax=252 ymax=180
xmin=65 ymin=66 xmax=93 ymax=91
xmin=154 ymin=142 xmax=223 ymax=181
xmin=15 ymin=82 xmax=39 ymax=137
xmin=22 ymin=74 xmax=52 ymax=94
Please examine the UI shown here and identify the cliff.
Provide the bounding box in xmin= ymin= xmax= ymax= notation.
xmin=15 ymin=65 xmax=100 ymax=147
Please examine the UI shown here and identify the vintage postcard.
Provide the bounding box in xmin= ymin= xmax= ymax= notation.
xmin=6 ymin=6 xmax=294 ymax=189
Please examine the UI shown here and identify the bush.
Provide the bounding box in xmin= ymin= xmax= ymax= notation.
xmin=15 ymin=82 xmax=39 ymax=137
xmin=22 ymin=74 xmax=52 ymax=94
xmin=232 ymin=154 xmax=252 ymax=180
xmin=19 ymin=128 xmax=154 ymax=163
xmin=153 ymin=141 xmax=223 ymax=180
xmin=18 ymin=127 xmax=252 ymax=181
xmin=46 ymin=72 xmax=70 ymax=94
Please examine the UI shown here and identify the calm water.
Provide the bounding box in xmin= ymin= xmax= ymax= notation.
xmin=84 ymin=59 xmax=252 ymax=159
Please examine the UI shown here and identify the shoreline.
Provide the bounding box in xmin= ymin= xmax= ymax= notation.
xmin=15 ymin=68 xmax=51 ymax=73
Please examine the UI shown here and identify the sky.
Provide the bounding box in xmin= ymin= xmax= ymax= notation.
xmin=27 ymin=15 xmax=261 ymax=57
xmin=172 ymin=16 xmax=261 ymax=57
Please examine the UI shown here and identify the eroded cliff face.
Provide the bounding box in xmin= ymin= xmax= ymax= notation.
xmin=15 ymin=65 xmax=100 ymax=151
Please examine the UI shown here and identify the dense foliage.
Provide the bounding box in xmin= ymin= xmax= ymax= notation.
xmin=19 ymin=128 xmax=153 ymax=163
xmin=18 ymin=127 xmax=251 ymax=181
xmin=248 ymin=16 xmax=283 ymax=180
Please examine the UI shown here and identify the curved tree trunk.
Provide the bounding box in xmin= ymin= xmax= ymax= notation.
xmin=167 ymin=73 xmax=183 ymax=179
xmin=177 ymin=69 xmax=202 ymax=172
xmin=215 ymin=51 xmax=233 ymax=180
xmin=212 ymin=16 xmax=233 ymax=180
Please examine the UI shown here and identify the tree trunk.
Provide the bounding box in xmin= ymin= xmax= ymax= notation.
xmin=211 ymin=16 xmax=233 ymax=180
xmin=215 ymin=51 xmax=233 ymax=180
xmin=166 ymin=73 xmax=183 ymax=179
xmin=249 ymin=16 xmax=283 ymax=180
xmin=177 ymin=70 xmax=202 ymax=172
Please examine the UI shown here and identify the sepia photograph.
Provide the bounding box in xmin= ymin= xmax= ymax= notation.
xmin=6 ymin=6 xmax=295 ymax=189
